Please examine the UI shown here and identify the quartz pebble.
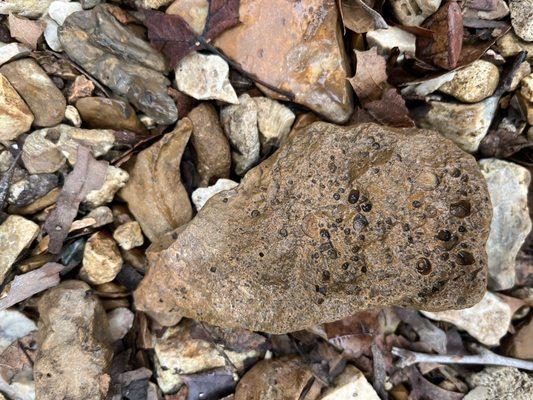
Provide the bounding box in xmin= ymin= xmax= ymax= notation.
xmin=509 ymin=0 xmax=533 ymax=42
xmin=439 ymin=60 xmax=499 ymax=103
xmin=43 ymin=17 xmax=62 ymax=52
xmin=0 ymin=73 xmax=33 ymax=140
xmin=391 ymin=0 xmax=442 ymax=26
xmin=47 ymin=1 xmax=82 ymax=25
xmin=113 ymin=221 xmax=144 ymax=251
xmin=107 ymin=307 xmax=134 ymax=342
xmin=80 ymin=232 xmax=123 ymax=285
xmin=479 ymin=159 xmax=531 ymax=290
xmin=84 ymin=166 xmax=129 ymax=208
xmin=192 ymin=179 xmax=239 ymax=211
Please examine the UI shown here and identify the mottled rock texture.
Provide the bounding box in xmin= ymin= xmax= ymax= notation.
xmin=135 ymin=122 xmax=492 ymax=333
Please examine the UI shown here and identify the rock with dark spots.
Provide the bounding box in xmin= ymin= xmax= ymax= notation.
xmin=213 ymin=0 xmax=353 ymax=123
xmin=8 ymin=173 xmax=58 ymax=207
xmin=0 ymin=59 xmax=66 ymax=127
xmin=58 ymin=5 xmax=177 ymax=124
xmin=134 ymin=122 xmax=492 ymax=333
xmin=76 ymin=97 xmax=147 ymax=135
xmin=34 ymin=280 xmax=113 ymax=400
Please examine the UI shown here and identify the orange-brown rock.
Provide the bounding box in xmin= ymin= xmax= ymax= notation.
xmin=135 ymin=122 xmax=492 ymax=333
xmin=213 ymin=0 xmax=353 ymax=123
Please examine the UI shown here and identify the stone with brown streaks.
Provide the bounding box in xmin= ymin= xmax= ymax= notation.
xmin=134 ymin=122 xmax=492 ymax=333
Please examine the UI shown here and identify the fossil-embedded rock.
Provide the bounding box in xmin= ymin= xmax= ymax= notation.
xmin=35 ymin=280 xmax=113 ymax=400
xmin=0 ymin=59 xmax=66 ymax=127
xmin=479 ymin=159 xmax=531 ymax=290
xmin=213 ymin=0 xmax=353 ymax=123
xmin=439 ymin=60 xmax=499 ymax=103
xmin=134 ymin=122 xmax=492 ymax=333
xmin=192 ymin=178 xmax=239 ymax=211
xmin=0 ymin=73 xmax=33 ymax=140
xmin=58 ymin=5 xmax=177 ymax=124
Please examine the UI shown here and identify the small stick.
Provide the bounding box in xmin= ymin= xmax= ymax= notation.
xmin=392 ymin=347 xmax=533 ymax=371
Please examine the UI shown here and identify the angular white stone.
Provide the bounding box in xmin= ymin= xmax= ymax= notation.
xmin=192 ymin=178 xmax=239 ymax=210
xmin=479 ymin=159 xmax=531 ymax=290
xmin=0 ymin=310 xmax=36 ymax=353
xmin=319 ymin=365 xmax=380 ymax=400
xmin=367 ymin=27 xmax=416 ymax=55
xmin=0 ymin=43 xmax=31 ymax=67
xmin=48 ymin=1 xmax=82 ymax=25
xmin=254 ymin=97 xmax=295 ymax=154
xmin=84 ymin=166 xmax=129 ymax=208
xmin=43 ymin=17 xmax=63 ymax=52
xmin=107 ymin=307 xmax=134 ymax=342
xmin=175 ymin=52 xmax=238 ymax=104
xmin=422 ymin=292 xmax=512 ymax=346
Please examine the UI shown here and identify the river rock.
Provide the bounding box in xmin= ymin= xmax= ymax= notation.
xmin=496 ymin=32 xmax=533 ymax=59
xmin=465 ymin=367 xmax=533 ymax=400
xmin=80 ymin=232 xmax=123 ymax=285
xmin=0 ymin=42 xmax=31 ymax=67
xmin=58 ymin=5 xmax=177 ymax=124
xmin=188 ymin=103 xmax=231 ymax=187
xmin=438 ymin=60 xmax=499 ymax=103
xmin=414 ymin=97 xmax=499 ymax=153
xmin=120 ymin=119 xmax=193 ymax=242
xmin=34 ymin=280 xmax=113 ymax=400
xmin=0 ymin=59 xmax=66 ymax=127
xmin=0 ymin=216 xmax=39 ymax=285
xmin=319 ymin=365 xmax=380 ymax=400
xmin=0 ymin=0 xmax=53 ymax=18
xmin=113 ymin=221 xmax=144 ymax=250
xmin=221 ymin=94 xmax=260 ymax=175
xmin=509 ymin=0 xmax=533 ymax=42
xmin=391 ymin=0 xmax=442 ymax=26
xmin=76 ymin=97 xmax=147 ymax=134
xmin=423 ymin=292 xmax=511 ymax=346
xmin=192 ymin=179 xmax=239 ymax=210
xmin=254 ymin=97 xmax=295 ymax=154
xmin=8 ymin=173 xmax=58 ymax=207
xmin=48 ymin=1 xmax=82 ymax=25
xmin=211 ymin=0 xmax=353 ymax=123
xmin=479 ymin=159 xmax=531 ymax=290
xmin=84 ymin=166 xmax=129 ymax=208
xmin=134 ymin=122 xmax=492 ymax=333
xmin=0 ymin=73 xmax=33 ymax=140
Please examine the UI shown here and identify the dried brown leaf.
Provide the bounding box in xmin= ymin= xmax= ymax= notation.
xmin=337 ymin=0 xmax=388 ymax=33
xmin=348 ymin=48 xmax=388 ymax=105
xmin=8 ymin=14 xmax=45 ymax=49
xmin=394 ymin=307 xmax=447 ymax=354
xmin=479 ymin=129 xmax=533 ymax=158
xmin=391 ymin=366 xmax=464 ymax=400
xmin=365 ymin=88 xmax=415 ymax=127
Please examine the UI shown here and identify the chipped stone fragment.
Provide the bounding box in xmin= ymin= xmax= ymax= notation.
xmin=86 ymin=206 xmax=114 ymax=228
xmin=0 ymin=42 xmax=31 ymax=67
xmin=166 ymin=0 xmax=208 ymax=34
xmin=254 ymin=97 xmax=295 ymax=154
xmin=0 ymin=73 xmax=33 ymax=140
xmin=367 ymin=27 xmax=416 ymax=55
xmin=509 ymin=0 xmax=533 ymax=42
xmin=67 ymin=75 xmax=95 ymax=104
xmin=80 ymin=232 xmax=123 ymax=285
xmin=64 ymin=104 xmax=82 ymax=127
xmin=192 ymin=179 xmax=239 ymax=211
xmin=84 ymin=166 xmax=129 ymax=208
xmin=113 ymin=221 xmax=144 ymax=251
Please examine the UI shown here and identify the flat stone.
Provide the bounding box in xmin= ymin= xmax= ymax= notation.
xmin=175 ymin=53 xmax=238 ymax=104
xmin=80 ymin=232 xmax=123 ymax=285
xmin=212 ymin=0 xmax=353 ymax=123
xmin=465 ymin=367 xmax=533 ymax=400
xmin=120 ymin=119 xmax=193 ymax=242
xmin=84 ymin=166 xmax=129 ymax=208
xmin=166 ymin=0 xmax=208 ymax=34
xmin=0 ymin=0 xmax=53 ymax=18
xmin=509 ymin=0 xmax=533 ymax=42
xmin=0 ymin=310 xmax=36 ymax=354
xmin=0 ymin=42 xmax=31 ymax=67
xmin=221 ymin=94 xmax=260 ymax=176
xmin=0 ymin=72 xmax=33 ymax=140
xmin=113 ymin=221 xmax=144 ymax=251
xmin=479 ymin=159 xmax=531 ymax=290
xmin=64 ymin=104 xmax=81 ymax=127
xmin=43 ymin=17 xmax=62 ymax=52
xmin=134 ymin=122 xmax=492 ymax=333
xmin=7 ymin=14 xmax=44 ymax=49
xmin=8 ymin=173 xmax=58 ymax=207
xmin=319 ymin=365 xmax=380 ymax=400
xmin=496 ymin=32 xmax=533 ymax=59
xmin=48 ymin=1 xmax=83 ymax=25
xmin=439 ymin=60 xmax=499 ymax=103
xmin=254 ymin=97 xmax=295 ymax=154
xmin=367 ymin=27 xmax=416 ymax=55
xmin=0 ymin=216 xmax=39 ymax=285
xmin=413 ymin=97 xmax=499 ymax=153
xmin=58 ymin=5 xmax=177 ymax=124
xmin=76 ymin=97 xmax=147 ymax=134
xmin=67 ymin=75 xmax=94 ymax=104
xmin=0 ymin=59 xmax=66 ymax=127
xmin=391 ymin=0 xmax=442 ymax=26
xmin=423 ymin=292 xmax=511 ymax=346
xmin=188 ymin=103 xmax=231 ymax=187
xmin=192 ymin=178 xmax=239 ymax=210
xmin=35 ymin=280 xmax=113 ymax=400
xmin=107 ymin=307 xmax=134 ymax=342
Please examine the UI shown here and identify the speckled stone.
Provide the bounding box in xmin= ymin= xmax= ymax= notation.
xmin=439 ymin=60 xmax=499 ymax=103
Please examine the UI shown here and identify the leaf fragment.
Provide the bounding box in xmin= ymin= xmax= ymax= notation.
xmin=365 ymin=89 xmax=415 ymax=127
xmin=348 ymin=48 xmax=388 ymax=105
xmin=337 ymin=0 xmax=388 ymax=33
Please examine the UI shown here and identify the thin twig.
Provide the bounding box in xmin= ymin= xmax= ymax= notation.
xmin=392 ymin=347 xmax=533 ymax=371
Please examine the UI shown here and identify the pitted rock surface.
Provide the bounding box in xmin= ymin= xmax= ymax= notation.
xmin=135 ymin=122 xmax=492 ymax=333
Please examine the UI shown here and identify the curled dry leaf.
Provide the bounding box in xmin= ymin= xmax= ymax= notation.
xmin=479 ymin=128 xmax=533 ymax=158
xmin=348 ymin=48 xmax=388 ymax=105
xmin=365 ymin=88 xmax=415 ymax=127
xmin=43 ymin=146 xmax=108 ymax=254
xmin=337 ymin=0 xmax=388 ymax=33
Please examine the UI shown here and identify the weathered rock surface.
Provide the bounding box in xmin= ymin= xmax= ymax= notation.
xmin=464 ymin=367 xmax=533 ymax=400
xmin=439 ymin=60 xmax=499 ymax=103
xmin=463 ymin=0 xmax=509 ymax=20
xmin=0 ymin=59 xmax=66 ymax=127
xmin=212 ymin=0 xmax=353 ymax=123
xmin=496 ymin=32 xmax=533 ymax=59
xmin=518 ymin=73 xmax=533 ymax=124
xmin=479 ymin=159 xmax=531 ymax=290
xmin=319 ymin=365 xmax=380 ymax=400
xmin=0 ymin=73 xmax=33 ymax=140
xmin=134 ymin=122 xmax=492 ymax=333
xmin=0 ymin=42 xmax=31 ymax=67
xmin=58 ymin=5 xmax=177 ymax=124
xmin=35 ymin=280 xmax=113 ymax=400
xmin=188 ymin=103 xmax=231 ymax=187
xmin=192 ymin=179 xmax=239 ymax=211
xmin=414 ymin=97 xmax=499 ymax=153
xmin=80 ymin=232 xmax=123 ymax=285
xmin=254 ymin=97 xmax=295 ymax=154
xmin=76 ymin=97 xmax=147 ymax=134
xmin=0 ymin=0 xmax=53 ymax=18
xmin=423 ymin=292 xmax=511 ymax=346
xmin=120 ymin=119 xmax=193 ymax=242
xmin=509 ymin=0 xmax=533 ymax=42
xmin=84 ymin=166 xmax=129 ymax=208
xmin=391 ymin=0 xmax=442 ymax=26
xmin=0 ymin=216 xmax=39 ymax=285
xmin=113 ymin=221 xmax=144 ymax=250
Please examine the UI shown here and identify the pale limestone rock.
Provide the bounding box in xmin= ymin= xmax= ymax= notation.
xmin=391 ymin=0 xmax=442 ymax=26
xmin=64 ymin=105 xmax=81 ymax=127
xmin=86 ymin=206 xmax=113 ymax=228
xmin=439 ymin=60 xmax=499 ymax=103
xmin=0 ymin=0 xmax=54 ymax=18
xmin=166 ymin=0 xmax=208 ymax=34
xmin=465 ymin=367 xmax=533 ymax=400
xmin=221 ymin=94 xmax=260 ymax=175
xmin=496 ymin=32 xmax=533 ymax=59
xmin=509 ymin=0 xmax=533 ymax=42
xmin=254 ymin=97 xmax=295 ymax=154
xmin=43 ymin=17 xmax=62 ymax=52
xmin=0 ymin=43 xmax=31 ymax=67
xmin=175 ymin=52 xmax=238 ymax=104
xmin=479 ymin=159 xmax=531 ymax=290
xmin=414 ymin=97 xmax=498 ymax=153
xmin=80 ymin=232 xmax=123 ymax=285
xmin=0 ymin=73 xmax=33 ymax=140
xmin=84 ymin=166 xmax=129 ymax=208
xmin=0 ymin=216 xmax=39 ymax=285
xmin=113 ymin=221 xmax=144 ymax=251
xmin=319 ymin=365 xmax=380 ymax=399
xmin=56 ymin=125 xmax=115 ymax=165
xmin=367 ymin=27 xmax=416 ymax=55
xmin=135 ymin=0 xmax=173 ymax=9
xmin=192 ymin=179 xmax=239 ymax=211
xmin=0 ymin=310 xmax=36 ymax=354
xmin=423 ymin=292 xmax=511 ymax=346
xmin=107 ymin=307 xmax=134 ymax=342
xmin=48 ymin=1 xmax=82 ymax=25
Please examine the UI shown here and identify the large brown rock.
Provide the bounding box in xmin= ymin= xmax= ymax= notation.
xmin=134 ymin=122 xmax=492 ymax=333
xmin=212 ymin=0 xmax=353 ymax=123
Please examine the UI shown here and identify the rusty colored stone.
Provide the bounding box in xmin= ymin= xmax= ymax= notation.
xmin=134 ymin=122 xmax=492 ymax=333
xmin=212 ymin=0 xmax=353 ymax=123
